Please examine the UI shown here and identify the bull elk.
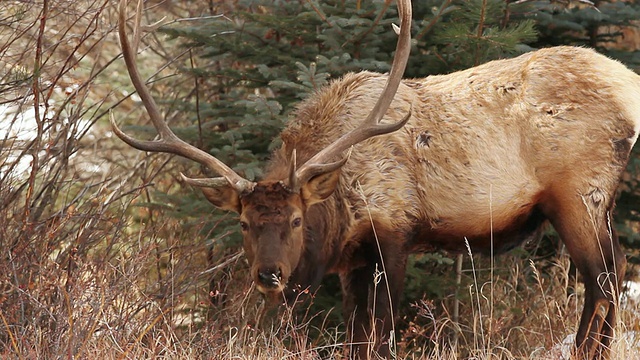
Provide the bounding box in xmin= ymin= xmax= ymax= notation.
xmin=114 ymin=0 xmax=640 ymax=358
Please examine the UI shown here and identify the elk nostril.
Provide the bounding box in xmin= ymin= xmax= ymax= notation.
xmin=258 ymin=268 xmax=282 ymax=288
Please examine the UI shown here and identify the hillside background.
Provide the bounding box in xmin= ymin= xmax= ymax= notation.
xmin=1 ymin=0 xmax=640 ymax=358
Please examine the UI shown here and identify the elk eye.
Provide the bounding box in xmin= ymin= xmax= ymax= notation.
xmin=291 ymin=217 xmax=302 ymax=228
xmin=240 ymin=221 xmax=249 ymax=231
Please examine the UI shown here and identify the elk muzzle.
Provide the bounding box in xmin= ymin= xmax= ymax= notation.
xmin=253 ymin=262 xmax=288 ymax=294
xmin=257 ymin=266 xmax=283 ymax=289
xmin=247 ymin=221 xmax=302 ymax=294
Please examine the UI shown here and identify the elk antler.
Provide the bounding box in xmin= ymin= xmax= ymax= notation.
xmin=293 ymin=0 xmax=413 ymax=187
xmin=111 ymin=0 xmax=255 ymax=194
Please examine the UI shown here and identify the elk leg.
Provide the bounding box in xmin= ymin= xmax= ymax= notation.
xmin=341 ymin=262 xmax=376 ymax=359
xmin=340 ymin=235 xmax=408 ymax=359
xmin=544 ymin=197 xmax=626 ymax=360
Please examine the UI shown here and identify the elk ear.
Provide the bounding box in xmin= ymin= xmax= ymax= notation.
xmin=200 ymin=186 xmax=241 ymax=213
xmin=301 ymin=167 xmax=341 ymax=206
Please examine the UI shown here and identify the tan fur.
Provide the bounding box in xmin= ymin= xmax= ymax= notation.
xmin=266 ymin=46 xmax=640 ymax=359
xmin=279 ymin=46 xmax=638 ymax=246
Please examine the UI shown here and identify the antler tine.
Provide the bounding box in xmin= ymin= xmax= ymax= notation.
xmin=112 ymin=0 xmax=254 ymax=193
xmin=295 ymin=0 xmax=412 ymax=186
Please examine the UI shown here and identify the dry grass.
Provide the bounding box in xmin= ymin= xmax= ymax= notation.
xmin=4 ymin=206 xmax=640 ymax=360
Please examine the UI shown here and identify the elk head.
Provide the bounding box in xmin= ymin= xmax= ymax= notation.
xmin=113 ymin=0 xmax=412 ymax=296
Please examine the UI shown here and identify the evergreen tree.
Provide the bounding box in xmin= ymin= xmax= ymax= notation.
xmin=521 ymin=0 xmax=640 ymax=69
